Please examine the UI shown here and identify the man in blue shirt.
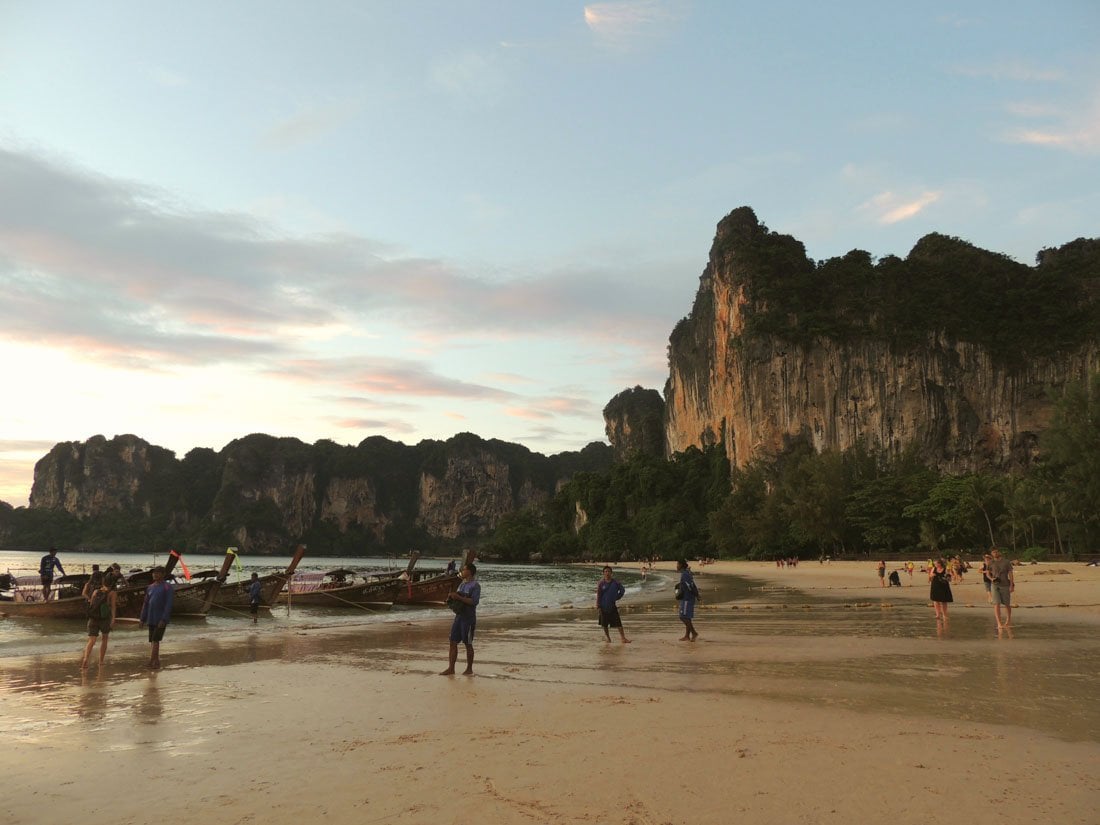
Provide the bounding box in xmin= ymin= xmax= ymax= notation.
xmin=676 ymin=559 xmax=700 ymax=642
xmin=39 ymin=548 xmax=65 ymax=599
xmin=596 ymin=565 xmax=631 ymax=644
xmin=139 ymin=566 xmax=174 ymax=669
xmin=441 ymin=563 xmax=480 ymax=676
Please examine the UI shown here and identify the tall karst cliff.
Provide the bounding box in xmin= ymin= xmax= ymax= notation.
xmin=25 ymin=432 xmax=612 ymax=553
xmin=662 ymin=207 xmax=1100 ymax=473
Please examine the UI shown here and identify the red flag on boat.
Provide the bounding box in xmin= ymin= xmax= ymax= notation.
xmin=170 ymin=550 xmax=192 ymax=581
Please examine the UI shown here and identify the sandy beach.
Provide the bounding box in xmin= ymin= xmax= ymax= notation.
xmin=3 ymin=561 xmax=1098 ymax=825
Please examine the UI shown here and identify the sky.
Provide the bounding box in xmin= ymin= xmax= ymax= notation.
xmin=1 ymin=1 xmax=1098 ymax=507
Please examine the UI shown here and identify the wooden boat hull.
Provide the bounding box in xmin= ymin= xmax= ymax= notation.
xmin=278 ymin=577 xmax=401 ymax=609
xmin=208 ymin=574 xmax=288 ymax=609
xmin=0 ymin=594 xmax=95 ymax=619
xmin=0 ymin=580 xmax=213 ymax=620
xmin=392 ymin=572 xmax=460 ymax=606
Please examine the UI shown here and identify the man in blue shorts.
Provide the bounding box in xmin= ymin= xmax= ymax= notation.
xmin=441 ymin=563 xmax=480 ymax=676
xmin=139 ymin=566 xmax=174 ymax=669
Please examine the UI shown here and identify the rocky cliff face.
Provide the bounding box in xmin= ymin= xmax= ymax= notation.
xmin=664 ymin=208 xmax=1100 ymax=473
xmin=30 ymin=434 xmax=179 ymax=517
xmin=417 ymin=449 xmax=546 ymax=539
xmin=603 ymin=386 xmax=666 ymax=460
xmin=26 ymin=432 xmax=612 ymax=553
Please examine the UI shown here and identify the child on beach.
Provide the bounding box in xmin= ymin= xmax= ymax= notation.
xmin=676 ymin=559 xmax=699 ymax=641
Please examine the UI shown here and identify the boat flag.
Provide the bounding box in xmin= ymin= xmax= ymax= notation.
xmin=227 ymin=547 xmax=243 ymax=576
xmin=169 ymin=550 xmax=192 ymax=581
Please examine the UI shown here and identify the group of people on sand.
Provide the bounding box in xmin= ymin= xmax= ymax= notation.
xmin=877 ymin=560 xmax=918 ymax=587
xmin=437 ymin=558 xmax=703 ymax=677
xmin=38 ymin=549 xmax=178 ymax=671
xmin=928 ymin=547 xmax=1016 ymax=629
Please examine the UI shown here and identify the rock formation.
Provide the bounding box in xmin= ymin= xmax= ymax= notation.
xmin=24 ymin=432 xmax=612 ymax=553
xmin=603 ymin=386 xmax=666 ymax=459
xmin=663 ymin=207 xmax=1100 ymax=473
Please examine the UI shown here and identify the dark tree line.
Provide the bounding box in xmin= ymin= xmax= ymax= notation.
xmin=485 ymin=376 xmax=1100 ymax=562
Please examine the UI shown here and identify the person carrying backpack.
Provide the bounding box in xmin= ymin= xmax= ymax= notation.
xmin=676 ymin=559 xmax=700 ymax=642
xmin=81 ymin=573 xmax=118 ymax=668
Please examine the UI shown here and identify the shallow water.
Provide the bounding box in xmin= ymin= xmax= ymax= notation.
xmin=2 ymin=564 xmax=1097 ymax=745
xmin=0 ymin=550 xmax=651 ymax=657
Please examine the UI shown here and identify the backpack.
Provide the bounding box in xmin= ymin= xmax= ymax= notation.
xmin=87 ymin=589 xmax=110 ymax=619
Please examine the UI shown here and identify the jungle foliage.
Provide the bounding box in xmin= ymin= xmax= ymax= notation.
xmin=707 ymin=208 xmax=1100 ymax=368
xmin=485 ymin=376 xmax=1100 ymax=562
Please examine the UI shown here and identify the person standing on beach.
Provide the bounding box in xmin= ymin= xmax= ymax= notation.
xmin=987 ymin=548 xmax=1015 ymax=628
xmin=248 ymin=572 xmax=262 ymax=623
xmin=441 ymin=562 xmax=480 ymax=676
xmin=676 ymin=559 xmax=699 ymax=641
xmin=596 ymin=565 xmax=631 ymax=644
xmin=80 ymin=573 xmax=117 ymax=668
xmin=39 ymin=548 xmax=65 ymax=599
xmin=980 ymin=553 xmax=994 ymax=604
xmin=876 ymin=560 xmax=886 ymax=587
xmin=139 ymin=566 xmax=174 ymax=669
xmin=928 ymin=559 xmax=952 ymax=621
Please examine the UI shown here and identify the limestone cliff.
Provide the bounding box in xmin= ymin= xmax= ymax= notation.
xmin=30 ymin=434 xmax=180 ymax=518
xmin=664 ymin=207 xmax=1100 ymax=473
xmin=603 ymin=386 xmax=665 ymax=460
xmin=24 ymin=431 xmax=612 ymax=553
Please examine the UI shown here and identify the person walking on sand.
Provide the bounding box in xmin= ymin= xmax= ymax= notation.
xmin=248 ymin=572 xmax=262 ymax=623
xmin=596 ymin=565 xmax=631 ymax=644
xmin=928 ymin=558 xmax=952 ymax=622
xmin=987 ymin=548 xmax=1015 ymax=628
xmin=876 ymin=560 xmax=886 ymax=587
xmin=441 ymin=562 xmax=480 ymax=676
xmin=676 ymin=559 xmax=700 ymax=641
xmin=39 ymin=547 xmax=65 ymax=599
xmin=80 ymin=573 xmax=118 ymax=668
xmin=139 ymin=566 xmax=174 ymax=669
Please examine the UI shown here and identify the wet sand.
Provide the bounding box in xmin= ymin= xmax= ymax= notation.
xmin=2 ymin=561 xmax=1098 ymax=824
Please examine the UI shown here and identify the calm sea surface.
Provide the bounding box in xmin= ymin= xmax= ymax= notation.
xmin=0 ymin=549 xmax=658 ymax=658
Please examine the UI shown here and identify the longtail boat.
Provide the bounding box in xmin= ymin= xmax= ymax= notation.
xmin=0 ymin=572 xmax=99 ymax=618
xmin=206 ymin=544 xmax=307 ymax=610
xmin=114 ymin=551 xmax=218 ymax=619
xmin=391 ymin=568 xmax=461 ymax=606
xmin=278 ymin=551 xmax=424 ymax=609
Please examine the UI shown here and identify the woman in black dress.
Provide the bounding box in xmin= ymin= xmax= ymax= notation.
xmin=929 ymin=558 xmax=952 ymax=621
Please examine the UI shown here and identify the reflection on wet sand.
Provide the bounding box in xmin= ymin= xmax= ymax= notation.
xmin=2 ymin=581 xmax=1098 ymax=747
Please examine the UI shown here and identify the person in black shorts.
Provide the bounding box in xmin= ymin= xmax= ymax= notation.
xmin=81 ymin=574 xmax=118 ymax=668
xmin=596 ymin=565 xmax=631 ymax=643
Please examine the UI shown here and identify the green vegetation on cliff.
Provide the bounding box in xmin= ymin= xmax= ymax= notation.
xmin=687 ymin=206 xmax=1100 ymax=368
xmin=483 ymin=375 xmax=1100 ymax=561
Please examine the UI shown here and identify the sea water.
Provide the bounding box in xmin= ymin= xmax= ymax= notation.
xmin=0 ymin=549 xmax=656 ymax=658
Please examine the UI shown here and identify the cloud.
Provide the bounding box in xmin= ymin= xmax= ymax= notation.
xmin=1003 ymin=98 xmax=1100 ymax=154
xmin=951 ymin=61 xmax=1064 ymax=82
xmin=146 ymin=66 xmax=189 ymax=88
xmin=266 ymin=357 xmax=518 ymax=401
xmin=584 ymin=1 xmax=679 ymax=52
xmin=259 ymin=98 xmax=362 ymax=151
xmin=0 ymin=147 xmax=674 ymax=380
xmin=858 ymin=190 xmax=942 ymax=225
xmin=333 ymin=418 xmax=417 ymax=434
xmin=429 ymin=50 xmax=511 ymax=106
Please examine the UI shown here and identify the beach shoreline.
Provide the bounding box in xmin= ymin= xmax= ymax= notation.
xmin=3 ymin=560 xmax=1098 ymax=825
